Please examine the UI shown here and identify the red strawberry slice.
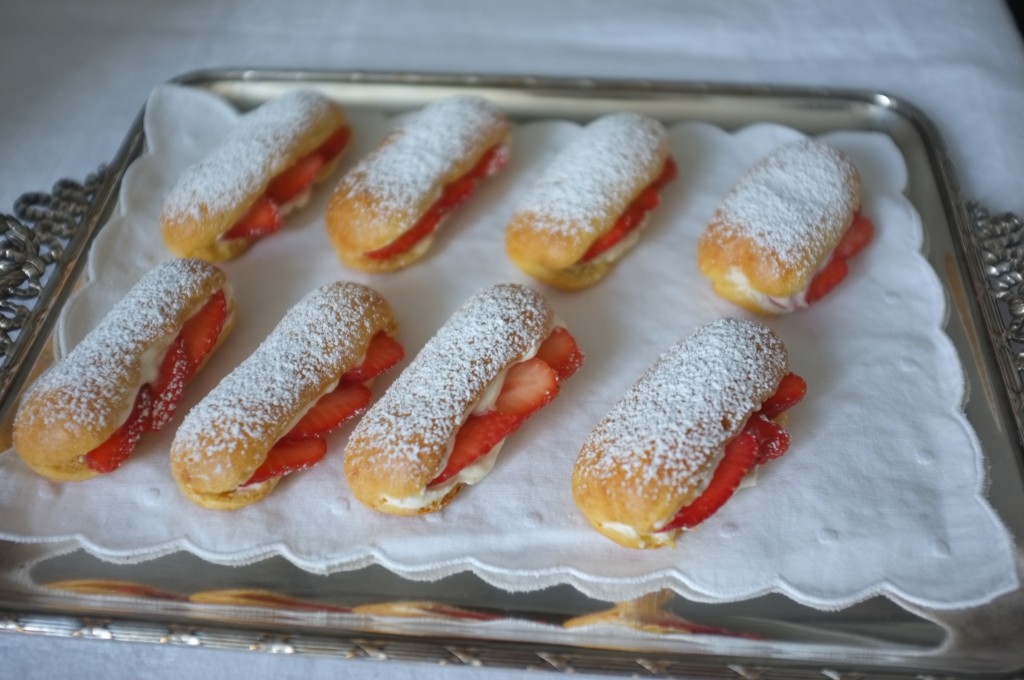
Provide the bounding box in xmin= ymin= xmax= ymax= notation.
xmin=579 ymin=156 xmax=677 ymax=263
xmin=363 ymin=209 xmax=443 ymax=260
xmin=181 ymin=290 xmax=228 ymax=368
xmin=265 ymin=153 xmax=326 ymax=205
xmin=315 ymin=126 xmax=351 ymax=162
xmin=493 ymin=358 xmax=559 ymax=419
xmin=84 ymin=386 xmax=152 ymax=473
xmin=341 ymin=332 xmax=405 ymax=383
xmin=223 ymin=196 xmax=283 ymax=241
xmin=243 ymin=438 xmax=328 ymax=486
xmin=804 ymin=256 xmax=849 ymax=305
xmin=659 ymin=431 xmax=759 ymax=532
xmin=833 ymin=212 xmax=874 ymax=260
xmin=428 ymin=411 xmax=518 ymax=487
xmin=535 ymin=327 xmax=584 ymax=382
xmin=758 ymin=372 xmax=807 ymax=419
xmin=149 ymin=339 xmax=189 ymax=431
xmin=744 ymin=413 xmax=790 ymax=464
xmin=282 ymin=382 xmax=372 ymax=441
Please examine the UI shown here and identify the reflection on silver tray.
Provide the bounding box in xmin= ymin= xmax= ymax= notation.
xmin=0 ymin=69 xmax=1021 ymax=678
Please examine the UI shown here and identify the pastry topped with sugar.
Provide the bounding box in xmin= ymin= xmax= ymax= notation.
xmin=506 ymin=112 xmax=676 ymax=290
xmin=162 ymin=89 xmax=351 ymax=262
xmin=698 ymin=139 xmax=873 ymax=314
xmin=573 ymin=317 xmax=806 ymax=549
xmin=171 ymin=281 xmax=402 ymax=511
xmin=326 ymin=95 xmax=511 ymax=273
xmin=13 ymin=258 xmax=235 ymax=482
xmin=344 ymin=283 xmax=584 ymax=515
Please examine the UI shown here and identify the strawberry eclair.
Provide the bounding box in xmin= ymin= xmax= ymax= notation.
xmin=572 ymin=318 xmax=806 ymax=549
xmin=161 ymin=89 xmax=351 ymax=262
xmin=698 ymin=139 xmax=873 ymax=314
xmin=13 ymin=259 xmax=235 ymax=481
xmin=505 ymin=112 xmax=676 ymax=290
xmin=344 ymin=283 xmax=583 ymax=515
xmin=326 ymin=95 xmax=510 ymax=273
xmin=170 ymin=282 xmax=402 ymax=510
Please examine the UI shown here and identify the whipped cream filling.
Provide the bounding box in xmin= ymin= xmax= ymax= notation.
xmin=380 ymin=322 xmax=559 ymax=512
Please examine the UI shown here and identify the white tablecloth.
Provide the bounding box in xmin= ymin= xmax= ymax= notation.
xmin=2 ymin=1 xmax=1023 ymax=677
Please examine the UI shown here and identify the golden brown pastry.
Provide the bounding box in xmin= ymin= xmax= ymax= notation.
xmin=161 ymin=89 xmax=350 ymax=262
xmin=344 ymin=283 xmax=583 ymax=515
xmin=170 ymin=282 xmax=402 ymax=510
xmin=326 ymin=95 xmax=510 ymax=273
xmin=13 ymin=258 xmax=235 ymax=482
xmin=572 ymin=318 xmax=806 ymax=549
xmin=697 ymin=139 xmax=873 ymax=314
xmin=505 ymin=112 xmax=675 ymax=290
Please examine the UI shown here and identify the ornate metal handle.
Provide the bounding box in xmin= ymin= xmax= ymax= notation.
xmin=0 ymin=169 xmax=106 ymax=362
xmin=966 ymin=202 xmax=1024 ymax=424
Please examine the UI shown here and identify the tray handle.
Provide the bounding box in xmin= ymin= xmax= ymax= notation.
xmin=965 ymin=202 xmax=1024 ymax=442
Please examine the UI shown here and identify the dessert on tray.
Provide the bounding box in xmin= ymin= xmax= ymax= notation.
xmin=161 ymin=89 xmax=351 ymax=262
xmin=573 ymin=318 xmax=805 ymax=549
xmin=171 ymin=282 xmax=402 ymax=510
xmin=698 ymin=139 xmax=873 ymax=314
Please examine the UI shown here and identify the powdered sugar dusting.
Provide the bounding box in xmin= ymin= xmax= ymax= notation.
xmin=715 ymin=139 xmax=858 ymax=271
xmin=172 ymin=282 xmax=387 ymax=474
xmin=576 ymin=318 xmax=787 ymax=495
xmin=346 ymin=284 xmax=552 ymax=474
xmin=20 ymin=259 xmax=220 ymax=434
xmin=515 ymin=112 xmax=666 ymax=236
xmin=334 ymin=95 xmax=505 ymax=220
xmin=162 ymin=90 xmax=338 ymax=221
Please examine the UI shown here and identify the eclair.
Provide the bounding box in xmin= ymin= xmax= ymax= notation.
xmin=697 ymin=139 xmax=874 ymax=314
xmin=344 ymin=283 xmax=583 ymax=515
xmin=572 ymin=318 xmax=806 ymax=549
xmin=13 ymin=259 xmax=235 ymax=482
xmin=161 ymin=89 xmax=351 ymax=262
xmin=505 ymin=113 xmax=676 ymax=290
xmin=170 ymin=282 xmax=402 ymax=510
xmin=326 ymin=95 xmax=510 ymax=273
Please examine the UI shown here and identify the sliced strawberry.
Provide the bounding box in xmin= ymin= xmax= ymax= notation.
xmin=804 ymin=256 xmax=849 ymax=305
xmin=363 ymin=209 xmax=443 ymax=260
xmin=659 ymin=431 xmax=759 ymax=532
xmin=493 ymin=358 xmax=559 ymax=419
xmin=84 ymin=386 xmax=152 ymax=473
xmin=535 ymin=327 xmax=584 ymax=382
xmin=181 ymin=290 xmax=228 ymax=368
xmin=579 ymin=156 xmax=677 ymax=263
xmin=363 ymin=144 xmax=506 ymax=261
xmin=149 ymin=339 xmax=189 ymax=431
xmin=243 ymin=438 xmax=328 ymax=486
xmin=758 ymin=372 xmax=807 ymax=419
xmin=833 ymin=212 xmax=874 ymax=260
xmin=223 ymin=196 xmax=283 ymax=241
xmin=282 ymin=382 xmax=372 ymax=441
xmin=265 ymin=153 xmax=326 ymax=205
xmin=314 ymin=126 xmax=351 ymax=162
xmin=745 ymin=413 xmax=790 ymax=464
xmin=341 ymin=332 xmax=405 ymax=383
xmin=428 ymin=411 xmax=518 ymax=487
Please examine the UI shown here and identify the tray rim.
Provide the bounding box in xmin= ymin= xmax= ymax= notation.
xmin=1 ymin=67 xmax=1021 ymax=678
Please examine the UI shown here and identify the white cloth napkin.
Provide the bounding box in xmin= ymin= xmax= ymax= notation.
xmin=0 ymin=84 xmax=1016 ymax=610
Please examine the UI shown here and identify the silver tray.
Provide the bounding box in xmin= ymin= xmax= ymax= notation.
xmin=1 ymin=69 xmax=1022 ymax=678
